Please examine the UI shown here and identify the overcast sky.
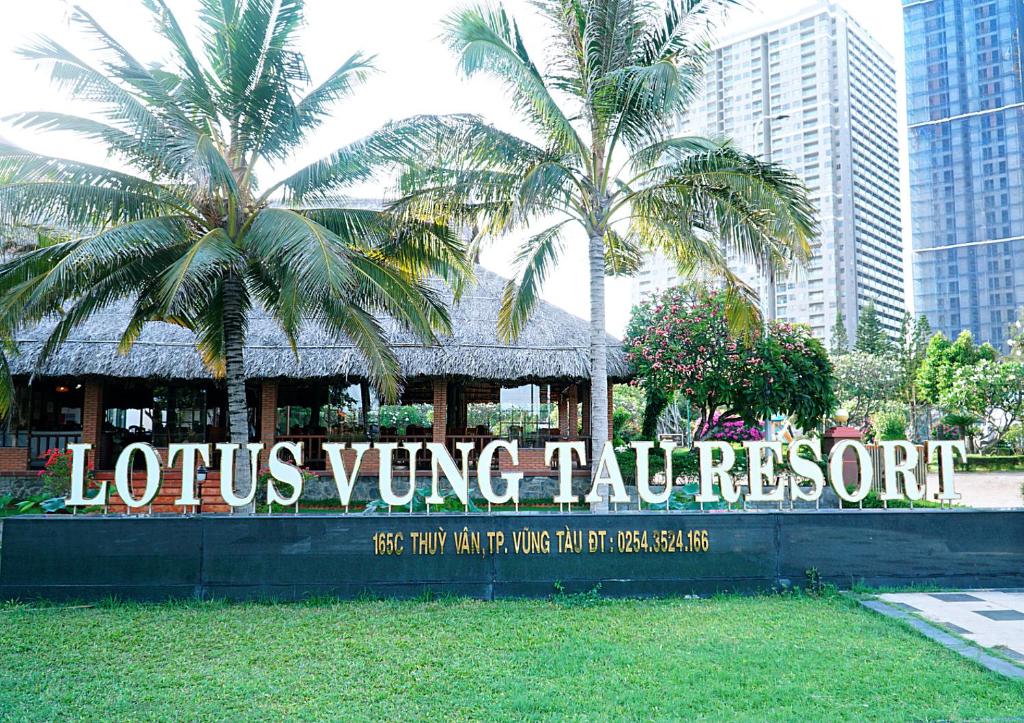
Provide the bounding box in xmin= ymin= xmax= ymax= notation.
xmin=0 ymin=0 xmax=909 ymax=336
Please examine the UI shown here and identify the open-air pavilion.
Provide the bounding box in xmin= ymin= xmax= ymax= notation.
xmin=1 ymin=268 xmax=630 ymax=498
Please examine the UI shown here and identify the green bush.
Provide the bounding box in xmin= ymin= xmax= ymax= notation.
xmin=874 ymin=411 xmax=907 ymax=441
xmin=955 ymin=454 xmax=1024 ymax=472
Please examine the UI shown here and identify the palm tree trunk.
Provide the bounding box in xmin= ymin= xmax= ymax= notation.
xmin=223 ymin=275 xmax=254 ymax=514
xmin=588 ymin=231 xmax=609 ymax=513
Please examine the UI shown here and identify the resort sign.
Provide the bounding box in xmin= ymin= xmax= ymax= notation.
xmin=63 ymin=438 xmax=969 ymax=509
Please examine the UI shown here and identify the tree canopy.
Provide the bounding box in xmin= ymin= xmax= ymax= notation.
xmin=625 ymin=284 xmax=835 ymax=439
xmin=941 ymin=358 xmax=1024 ymax=451
xmin=395 ymin=0 xmax=818 ymax=467
xmin=854 ymin=301 xmax=889 ymax=355
xmin=916 ymin=331 xmax=997 ymax=406
xmin=0 ymin=0 xmax=468 ymax=505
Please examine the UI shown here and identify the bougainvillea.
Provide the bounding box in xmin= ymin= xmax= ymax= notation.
xmin=702 ymin=413 xmax=763 ymax=442
xmin=625 ymin=285 xmax=836 ymax=439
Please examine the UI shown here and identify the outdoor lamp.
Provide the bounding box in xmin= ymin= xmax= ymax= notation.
xmin=834 ymin=409 xmax=849 ymax=426
xmin=197 ymin=465 xmax=208 ymax=483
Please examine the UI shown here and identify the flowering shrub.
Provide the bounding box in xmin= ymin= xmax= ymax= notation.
xmin=702 ymin=414 xmax=763 ymax=442
xmin=37 ymin=448 xmax=93 ymax=498
xmin=625 ymin=285 xmax=836 ymax=439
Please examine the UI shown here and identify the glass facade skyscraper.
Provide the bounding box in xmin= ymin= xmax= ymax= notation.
xmin=904 ymin=0 xmax=1024 ymax=348
xmin=632 ymin=1 xmax=906 ymax=346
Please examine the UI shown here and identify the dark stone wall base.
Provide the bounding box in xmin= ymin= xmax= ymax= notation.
xmin=2 ymin=510 xmax=1021 ymax=602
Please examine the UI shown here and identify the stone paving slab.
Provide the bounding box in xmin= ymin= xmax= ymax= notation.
xmin=860 ymin=599 xmax=1024 ymax=681
xmin=879 ymin=591 xmax=1024 ymax=665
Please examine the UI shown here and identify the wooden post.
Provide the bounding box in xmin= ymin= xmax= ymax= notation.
xmin=566 ymin=384 xmax=579 ymax=439
xmin=557 ymin=389 xmax=569 ymax=437
xmin=431 ymin=378 xmax=447 ymax=444
xmin=360 ymin=381 xmax=371 ymax=436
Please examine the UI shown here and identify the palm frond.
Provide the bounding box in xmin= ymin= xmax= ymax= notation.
xmin=443 ymin=4 xmax=585 ymax=155
xmin=498 ymin=220 xmax=569 ymax=342
xmin=243 ymin=208 xmax=355 ymax=295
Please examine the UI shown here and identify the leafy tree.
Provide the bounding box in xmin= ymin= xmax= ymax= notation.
xmin=892 ymin=313 xmax=933 ymax=438
xmin=0 ymin=1 xmax=468 ymax=508
xmin=941 ymin=359 xmax=1024 ymax=451
xmin=402 ymin=0 xmax=817 ymax=484
xmin=832 ymin=352 xmax=902 ymax=428
xmin=611 ymin=384 xmax=644 ymax=443
xmin=916 ymin=331 xmax=997 ymax=406
xmin=872 ymin=402 xmax=908 ymax=441
xmin=830 ymin=307 xmax=849 ymax=356
xmin=854 ymin=301 xmax=889 ymax=355
xmin=641 ymin=384 xmax=670 ymax=439
xmin=1008 ymin=308 xmax=1024 ymax=359
xmin=625 ymin=285 xmax=835 ymax=440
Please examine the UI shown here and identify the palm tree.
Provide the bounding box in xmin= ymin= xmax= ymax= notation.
xmin=399 ymin=0 xmax=817 ymax=507
xmin=0 ymin=0 xmax=469 ymax=510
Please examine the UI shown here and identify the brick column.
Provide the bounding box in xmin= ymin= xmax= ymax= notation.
xmin=82 ymin=381 xmax=104 ymax=468
xmin=431 ymin=378 xmax=447 ymax=443
xmin=566 ymin=384 xmax=579 ymax=439
xmin=557 ymin=390 xmax=568 ymax=437
xmin=82 ymin=381 xmax=103 ymax=447
xmin=259 ymin=381 xmax=278 ymax=444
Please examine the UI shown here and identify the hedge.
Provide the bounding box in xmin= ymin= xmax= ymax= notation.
xmin=955 ymin=454 xmax=1024 ymax=472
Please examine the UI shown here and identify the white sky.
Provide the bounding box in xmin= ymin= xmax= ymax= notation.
xmin=0 ymin=0 xmax=909 ymax=337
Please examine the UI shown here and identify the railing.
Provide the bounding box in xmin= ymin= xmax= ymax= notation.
xmin=28 ymin=431 xmax=83 ymax=467
xmin=0 ymin=430 xmax=28 ymax=448
xmin=444 ymin=434 xmax=498 ymax=469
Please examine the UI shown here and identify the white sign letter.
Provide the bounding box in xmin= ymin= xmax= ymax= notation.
xmin=65 ymin=443 xmax=103 ymax=506
xmin=634 ymin=440 xmax=676 ymax=506
xmin=828 ymin=440 xmax=872 ymax=503
xmin=546 ymin=442 xmax=586 ymax=504
xmin=114 ymin=443 xmax=162 ymax=508
xmin=695 ymin=441 xmax=735 ymax=503
xmin=586 ymin=442 xmax=631 ymax=505
xmin=880 ymin=441 xmax=921 ymax=501
xmin=477 ymin=440 xmax=522 ymax=504
xmin=377 ymin=442 xmax=417 ymax=507
xmin=927 ymin=440 xmax=967 ymax=501
xmin=426 ymin=442 xmax=472 ymax=506
xmin=168 ymin=443 xmax=210 ymax=506
xmin=788 ymin=439 xmax=824 ymax=502
xmin=745 ymin=441 xmax=785 ymax=502
xmin=267 ymin=441 xmax=304 ymax=506
xmin=217 ymin=443 xmax=263 ymax=508
xmin=324 ymin=442 xmax=370 ymax=506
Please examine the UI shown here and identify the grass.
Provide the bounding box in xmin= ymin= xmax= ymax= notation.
xmin=1 ymin=595 xmax=1022 ymax=720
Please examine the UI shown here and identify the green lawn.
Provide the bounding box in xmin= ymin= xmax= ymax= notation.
xmin=1 ymin=595 xmax=1022 ymax=720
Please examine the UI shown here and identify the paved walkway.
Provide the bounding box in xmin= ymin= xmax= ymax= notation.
xmin=879 ymin=591 xmax=1024 ymax=667
xmin=931 ymin=472 xmax=1024 ymax=508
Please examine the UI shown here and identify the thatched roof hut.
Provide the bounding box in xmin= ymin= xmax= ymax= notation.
xmin=11 ymin=267 xmax=631 ymax=383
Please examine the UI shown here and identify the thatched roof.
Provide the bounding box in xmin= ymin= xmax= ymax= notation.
xmin=11 ymin=267 xmax=631 ymax=383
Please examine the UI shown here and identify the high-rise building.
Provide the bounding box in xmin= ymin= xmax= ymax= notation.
xmin=903 ymin=0 xmax=1024 ymax=349
xmin=632 ymin=1 xmax=906 ymax=346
